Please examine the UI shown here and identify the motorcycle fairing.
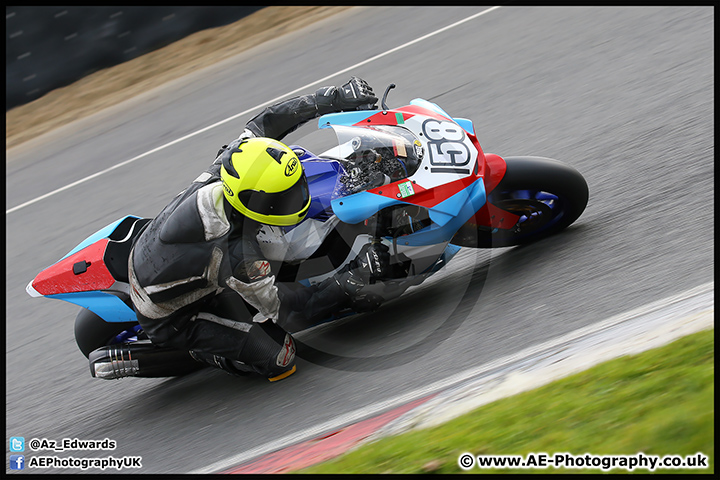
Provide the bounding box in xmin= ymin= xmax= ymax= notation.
xmin=28 ymin=238 xmax=115 ymax=296
xmin=25 ymin=235 xmax=137 ymax=323
xmin=317 ymin=98 xmax=462 ymax=130
xmin=26 ymin=215 xmax=145 ymax=323
xmin=57 ymin=215 xmax=139 ymax=262
xmin=47 ymin=291 xmax=137 ymax=323
xmin=328 ymin=175 xmax=486 ymax=246
xmin=317 ymin=100 xmax=488 ymax=245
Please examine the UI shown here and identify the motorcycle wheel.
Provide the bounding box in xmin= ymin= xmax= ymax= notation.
xmin=74 ymin=308 xmax=140 ymax=358
xmin=452 ymin=156 xmax=589 ymax=248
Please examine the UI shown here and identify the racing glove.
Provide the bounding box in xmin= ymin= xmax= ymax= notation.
xmin=351 ymin=242 xmax=391 ymax=283
xmin=333 ymin=269 xmax=384 ymax=313
xmin=332 ymin=242 xmax=391 ymax=313
xmin=316 ymin=76 xmax=378 ymax=113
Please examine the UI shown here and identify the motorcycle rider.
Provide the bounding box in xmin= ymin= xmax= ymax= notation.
xmin=126 ymin=77 xmax=391 ymax=381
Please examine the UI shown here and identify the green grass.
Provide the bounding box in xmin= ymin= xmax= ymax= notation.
xmin=300 ymin=329 xmax=714 ymax=474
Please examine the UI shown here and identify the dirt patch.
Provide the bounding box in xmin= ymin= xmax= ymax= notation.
xmin=5 ymin=6 xmax=349 ymax=150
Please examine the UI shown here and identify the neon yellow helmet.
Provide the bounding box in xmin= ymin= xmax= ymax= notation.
xmin=220 ymin=137 xmax=311 ymax=226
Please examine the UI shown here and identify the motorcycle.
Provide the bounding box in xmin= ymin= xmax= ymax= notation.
xmin=26 ymin=85 xmax=589 ymax=379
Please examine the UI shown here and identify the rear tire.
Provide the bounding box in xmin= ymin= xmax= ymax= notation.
xmin=74 ymin=308 xmax=139 ymax=358
xmin=452 ymin=156 xmax=589 ymax=248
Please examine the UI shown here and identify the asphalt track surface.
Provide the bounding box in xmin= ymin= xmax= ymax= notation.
xmin=6 ymin=6 xmax=713 ymax=474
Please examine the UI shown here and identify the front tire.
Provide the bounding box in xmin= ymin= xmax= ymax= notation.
xmin=452 ymin=156 xmax=589 ymax=248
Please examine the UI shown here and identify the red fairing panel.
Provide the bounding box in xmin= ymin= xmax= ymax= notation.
xmin=31 ymin=238 xmax=115 ymax=296
xmin=467 ymin=152 xmax=519 ymax=229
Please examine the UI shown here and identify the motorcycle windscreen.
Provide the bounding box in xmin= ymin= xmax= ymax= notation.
xmin=322 ymin=125 xmax=424 ymax=224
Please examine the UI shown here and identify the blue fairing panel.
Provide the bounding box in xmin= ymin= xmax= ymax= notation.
xmin=318 ymin=111 xmax=378 ymax=128
xmin=49 ymin=291 xmax=137 ymax=323
xmin=454 ymin=118 xmax=475 ymax=135
xmin=59 ymin=215 xmax=141 ymax=261
xmin=331 ymin=191 xmax=405 ymax=225
xmin=403 ymin=178 xmax=486 ymax=246
xmin=330 ymin=177 xmax=486 ymax=246
xmin=317 ymin=101 xmax=463 ymax=129
xmin=317 ymin=101 xmax=474 ymax=138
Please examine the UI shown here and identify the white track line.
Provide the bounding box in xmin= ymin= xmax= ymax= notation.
xmin=191 ymin=281 xmax=713 ymax=474
xmin=6 ymin=6 xmax=502 ymax=215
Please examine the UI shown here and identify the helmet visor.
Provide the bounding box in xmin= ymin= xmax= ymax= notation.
xmin=237 ymin=174 xmax=310 ymax=217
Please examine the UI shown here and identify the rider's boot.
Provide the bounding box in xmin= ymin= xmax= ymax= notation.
xmin=188 ymin=350 xmax=296 ymax=382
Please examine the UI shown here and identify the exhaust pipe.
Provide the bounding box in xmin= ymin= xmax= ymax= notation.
xmin=89 ymin=341 xmax=205 ymax=379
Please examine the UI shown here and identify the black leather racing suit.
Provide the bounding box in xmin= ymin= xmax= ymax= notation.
xmin=128 ymin=90 xmax=365 ymax=378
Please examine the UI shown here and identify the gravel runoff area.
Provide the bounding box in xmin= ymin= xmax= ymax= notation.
xmin=5 ymin=6 xmax=349 ymax=151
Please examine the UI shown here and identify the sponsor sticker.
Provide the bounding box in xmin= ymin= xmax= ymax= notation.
xmin=413 ymin=139 xmax=424 ymax=160
xmin=398 ymin=181 xmax=415 ymax=198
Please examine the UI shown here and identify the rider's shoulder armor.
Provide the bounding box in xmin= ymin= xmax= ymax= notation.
xmin=132 ymin=183 xmax=226 ymax=290
xmin=159 ymin=183 xmax=229 ymax=244
xmin=159 ymin=191 xmax=206 ymax=244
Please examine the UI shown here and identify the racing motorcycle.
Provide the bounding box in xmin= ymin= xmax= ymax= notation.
xmin=26 ymin=85 xmax=589 ymax=379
